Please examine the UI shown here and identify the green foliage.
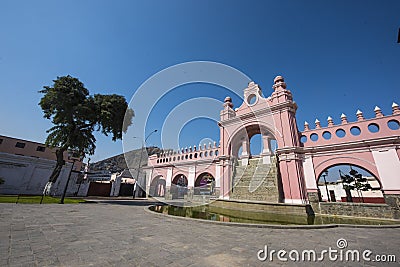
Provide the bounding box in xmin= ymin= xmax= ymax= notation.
xmin=93 ymin=94 xmax=134 ymax=141
xmin=39 ymin=75 xmax=134 ymax=156
xmin=341 ymin=169 xmax=372 ymax=192
xmin=340 ymin=168 xmax=372 ymax=203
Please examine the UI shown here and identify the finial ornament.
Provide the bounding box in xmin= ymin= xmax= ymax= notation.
xmin=272 ymin=75 xmax=287 ymax=90
xmin=327 ymin=116 xmax=334 ymax=126
xmin=341 ymin=113 xmax=348 ymax=124
xmin=356 ymin=110 xmax=364 ymax=121
xmin=374 ymin=106 xmax=383 ymax=118
xmin=304 ymin=121 xmax=310 ymax=131
xmin=315 ymin=119 xmax=321 ymax=129
xmin=392 ymin=102 xmax=400 ymax=114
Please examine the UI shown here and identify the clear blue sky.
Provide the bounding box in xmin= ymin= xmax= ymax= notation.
xmin=1 ymin=0 xmax=399 ymax=167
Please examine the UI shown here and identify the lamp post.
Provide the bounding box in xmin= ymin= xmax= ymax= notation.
xmin=322 ymin=170 xmax=331 ymax=202
xmin=133 ymin=129 xmax=157 ymax=198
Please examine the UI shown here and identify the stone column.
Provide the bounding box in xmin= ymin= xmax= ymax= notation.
xmin=187 ymin=166 xmax=195 ymax=201
xmin=145 ymin=169 xmax=153 ymax=198
xmin=165 ymin=167 xmax=173 ymax=200
xmin=261 ymin=134 xmax=272 ymax=164
xmin=240 ymin=139 xmax=249 ymax=165
xmin=262 ymin=135 xmax=271 ymax=154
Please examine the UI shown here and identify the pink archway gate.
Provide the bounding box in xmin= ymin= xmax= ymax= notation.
xmin=144 ymin=75 xmax=400 ymax=212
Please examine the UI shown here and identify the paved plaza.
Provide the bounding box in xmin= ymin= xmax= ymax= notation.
xmin=0 ymin=199 xmax=399 ymax=267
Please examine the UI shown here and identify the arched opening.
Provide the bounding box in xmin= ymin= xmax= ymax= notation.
xmin=149 ymin=176 xmax=166 ymax=197
xmin=229 ymin=124 xmax=278 ymax=164
xmin=194 ymin=173 xmax=215 ymax=195
xmin=249 ymin=133 xmax=262 ymax=156
xmin=317 ymin=164 xmax=384 ymax=204
xmin=171 ymin=174 xmax=188 ymax=199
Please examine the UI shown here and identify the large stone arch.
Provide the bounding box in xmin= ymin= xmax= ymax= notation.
xmin=313 ymin=156 xmax=380 ymax=184
xmin=151 ymin=168 xmax=168 ymax=182
xmin=149 ymin=175 xmax=166 ymax=197
xmin=227 ymin=121 xmax=280 ymax=151
xmin=226 ymin=121 xmax=279 ymax=163
xmin=194 ymin=172 xmax=216 ymax=195
xmin=313 ymin=157 xmax=386 ymax=204
xmin=171 ymin=173 xmax=188 ymax=199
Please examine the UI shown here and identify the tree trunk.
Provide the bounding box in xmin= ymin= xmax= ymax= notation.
xmin=45 ymin=149 xmax=66 ymax=195
xmin=345 ymin=188 xmax=353 ymax=202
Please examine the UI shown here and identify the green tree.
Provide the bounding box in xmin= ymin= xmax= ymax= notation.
xmin=340 ymin=168 xmax=372 ymax=203
xmin=39 ymin=75 xmax=134 ymax=199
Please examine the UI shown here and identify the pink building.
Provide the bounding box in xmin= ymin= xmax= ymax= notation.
xmin=145 ymin=76 xmax=400 ymax=211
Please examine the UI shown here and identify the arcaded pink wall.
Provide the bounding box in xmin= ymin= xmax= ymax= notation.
xmin=301 ymin=108 xmax=400 ymax=185
xmin=300 ymin=114 xmax=399 ymax=148
xmin=313 ymin=152 xmax=380 ymax=183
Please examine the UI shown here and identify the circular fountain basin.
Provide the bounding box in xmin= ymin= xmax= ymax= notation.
xmin=149 ymin=204 xmax=400 ymax=226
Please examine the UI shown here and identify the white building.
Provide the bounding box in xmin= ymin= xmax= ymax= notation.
xmin=0 ymin=135 xmax=89 ymax=197
xmin=318 ymin=177 xmax=384 ymax=203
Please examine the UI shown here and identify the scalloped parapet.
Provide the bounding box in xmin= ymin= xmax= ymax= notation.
xmin=300 ymin=105 xmax=400 ymax=147
xmin=148 ymin=142 xmax=220 ymax=166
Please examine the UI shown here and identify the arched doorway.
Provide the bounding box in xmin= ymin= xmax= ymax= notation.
xmin=317 ymin=164 xmax=384 ymax=203
xmin=194 ymin=172 xmax=215 ymax=195
xmin=149 ymin=176 xmax=166 ymax=197
xmin=171 ymin=174 xmax=188 ymax=199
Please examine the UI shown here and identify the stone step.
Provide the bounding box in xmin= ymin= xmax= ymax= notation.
xmin=234 ymin=176 xmax=277 ymax=183
xmin=231 ymin=157 xmax=279 ymax=202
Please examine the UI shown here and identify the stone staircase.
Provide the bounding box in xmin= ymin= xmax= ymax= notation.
xmin=230 ymin=157 xmax=280 ymax=202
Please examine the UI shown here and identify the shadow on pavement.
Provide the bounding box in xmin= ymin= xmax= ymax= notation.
xmin=85 ymin=198 xmax=166 ymax=207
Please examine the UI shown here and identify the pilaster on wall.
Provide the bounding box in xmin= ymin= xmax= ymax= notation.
xmin=269 ymin=76 xmax=307 ymax=203
xmin=188 ymin=166 xmax=196 ymax=188
xmin=215 ymin=163 xmax=221 ymax=188
xmin=372 ymin=148 xmax=400 ymax=193
xmin=220 ymin=158 xmax=232 ymax=199
xmin=277 ymin=152 xmax=307 ymax=204
xmin=302 ymin=155 xmax=318 ymax=192
xmin=166 ymin=167 xmax=173 ymax=187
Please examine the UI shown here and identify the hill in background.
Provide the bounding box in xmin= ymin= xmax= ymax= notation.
xmin=89 ymin=146 xmax=162 ymax=173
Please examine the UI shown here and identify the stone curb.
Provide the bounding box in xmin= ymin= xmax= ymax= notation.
xmin=144 ymin=205 xmax=400 ymax=229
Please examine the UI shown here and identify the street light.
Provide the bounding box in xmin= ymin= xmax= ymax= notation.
xmin=322 ymin=170 xmax=331 ymax=202
xmin=133 ymin=129 xmax=158 ymax=198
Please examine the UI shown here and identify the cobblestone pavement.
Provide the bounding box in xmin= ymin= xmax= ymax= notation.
xmin=0 ymin=200 xmax=399 ymax=267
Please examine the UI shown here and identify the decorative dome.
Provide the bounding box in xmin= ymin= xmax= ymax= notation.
xmin=274 ymin=76 xmax=284 ymax=84
xmin=272 ymin=75 xmax=287 ymax=90
xmin=224 ymin=96 xmax=232 ymax=102
xmin=223 ymin=96 xmax=233 ymax=109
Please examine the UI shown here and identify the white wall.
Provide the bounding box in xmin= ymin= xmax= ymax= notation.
xmin=0 ymin=152 xmax=88 ymax=196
